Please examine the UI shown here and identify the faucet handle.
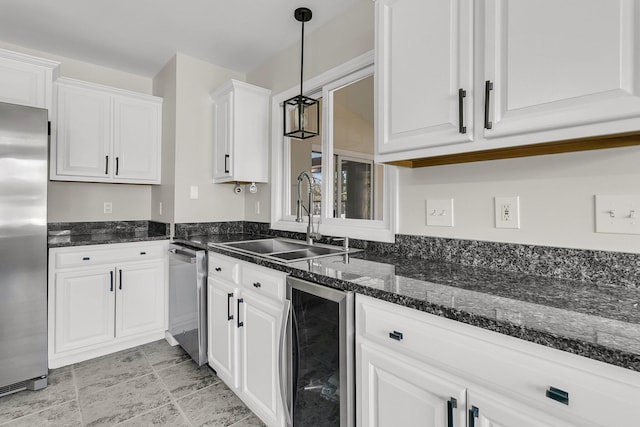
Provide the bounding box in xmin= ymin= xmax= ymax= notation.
xmin=332 ymin=236 xmax=350 ymax=251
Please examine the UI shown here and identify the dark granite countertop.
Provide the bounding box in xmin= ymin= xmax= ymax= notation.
xmin=175 ymin=233 xmax=640 ymax=372
xmin=48 ymin=231 xmax=169 ymax=248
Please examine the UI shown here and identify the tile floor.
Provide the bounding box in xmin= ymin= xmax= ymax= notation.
xmin=0 ymin=340 xmax=265 ymax=427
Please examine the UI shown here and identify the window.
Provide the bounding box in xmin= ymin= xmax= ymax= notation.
xmin=271 ymin=52 xmax=397 ymax=243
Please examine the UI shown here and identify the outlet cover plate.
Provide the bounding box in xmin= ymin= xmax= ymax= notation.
xmin=426 ymin=199 xmax=454 ymax=227
xmin=495 ymin=196 xmax=520 ymax=229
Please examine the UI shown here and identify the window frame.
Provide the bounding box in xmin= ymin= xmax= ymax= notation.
xmin=270 ymin=51 xmax=398 ymax=243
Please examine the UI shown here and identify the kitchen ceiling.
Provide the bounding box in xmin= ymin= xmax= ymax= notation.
xmin=0 ymin=0 xmax=359 ymax=77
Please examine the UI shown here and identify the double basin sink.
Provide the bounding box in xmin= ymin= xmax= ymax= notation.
xmin=218 ymin=237 xmax=357 ymax=263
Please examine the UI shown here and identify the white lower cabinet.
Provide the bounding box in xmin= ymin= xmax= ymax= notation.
xmin=207 ymin=253 xmax=288 ymax=427
xmin=359 ymin=342 xmax=466 ymax=427
xmin=356 ymin=294 xmax=640 ymax=427
xmin=48 ymin=241 xmax=168 ymax=368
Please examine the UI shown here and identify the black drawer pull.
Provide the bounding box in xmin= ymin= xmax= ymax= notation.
xmin=484 ymin=80 xmax=493 ymax=129
xmin=546 ymin=386 xmax=569 ymax=405
xmin=388 ymin=331 xmax=403 ymax=341
xmin=458 ymin=88 xmax=467 ymax=134
xmin=447 ymin=397 xmax=457 ymax=427
xmin=224 ymin=154 xmax=230 ymax=173
xmin=253 ymin=282 xmax=261 ymax=288
xmin=237 ymin=298 xmax=244 ymax=328
xmin=140 ymin=251 xmax=146 ymax=255
xmin=82 ymin=257 xmax=90 ymax=261
xmin=215 ymin=267 xmax=222 ymax=272
xmin=109 ymin=271 xmax=113 ymax=292
xmin=469 ymin=406 xmax=479 ymax=427
xmin=119 ymin=269 xmax=123 ymax=290
xmin=227 ymin=293 xmax=234 ymax=321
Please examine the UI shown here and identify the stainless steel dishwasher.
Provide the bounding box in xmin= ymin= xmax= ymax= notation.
xmin=287 ymin=277 xmax=354 ymax=427
xmin=168 ymin=243 xmax=207 ymax=366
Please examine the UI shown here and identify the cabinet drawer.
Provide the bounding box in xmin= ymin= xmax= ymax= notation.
xmin=356 ymin=295 xmax=640 ymax=426
xmin=53 ymin=243 xmax=166 ymax=269
xmin=208 ymin=253 xmax=239 ymax=283
xmin=240 ymin=264 xmax=286 ymax=302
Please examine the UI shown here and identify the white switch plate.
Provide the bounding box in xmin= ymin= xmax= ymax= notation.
xmin=495 ymin=196 xmax=520 ymax=229
xmin=103 ymin=202 xmax=112 ymax=214
xmin=595 ymin=195 xmax=640 ymax=234
xmin=426 ymin=199 xmax=454 ymax=227
xmin=190 ymin=186 xmax=199 ymax=199
xmin=254 ymin=201 xmax=260 ymax=215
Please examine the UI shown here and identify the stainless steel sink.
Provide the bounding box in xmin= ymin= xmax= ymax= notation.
xmin=215 ymin=237 xmax=358 ymax=263
xmin=225 ymin=239 xmax=309 ymax=254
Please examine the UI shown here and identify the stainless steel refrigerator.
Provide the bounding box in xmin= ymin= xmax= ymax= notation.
xmin=0 ymin=101 xmax=48 ymax=397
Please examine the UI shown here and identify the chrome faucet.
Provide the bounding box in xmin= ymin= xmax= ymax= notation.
xmin=296 ymin=171 xmax=320 ymax=244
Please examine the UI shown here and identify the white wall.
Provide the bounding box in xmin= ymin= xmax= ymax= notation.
xmin=0 ymin=40 xmax=154 ymax=223
xmin=400 ymin=146 xmax=640 ymax=253
xmin=173 ymin=53 xmax=246 ymax=223
xmin=151 ymin=55 xmax=177 ymax=224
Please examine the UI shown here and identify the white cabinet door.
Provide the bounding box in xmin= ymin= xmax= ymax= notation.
xmin=212 ymin=89 xmax=233 ymax=181
xmin=112 ymin=96 xmax=161 ymax=183
xmin=375 ymin=0 xmax=474 ymax=156
xmin=358 ymin=342 xmax=467 ymax=427
xmin=55 ymin=83 xmax=112 ymax=178
xmin=238 ymin=289 xmax=286 ymax=427
xmin=484 ymin=0 xmax=640 ymax=140
xmin=208 ymin=278 xmax=238 ymax=388
xmin=115 ymin=261 xmax=165 ymax=338
xmin=54 ymin=268 xmax=115 ymax=353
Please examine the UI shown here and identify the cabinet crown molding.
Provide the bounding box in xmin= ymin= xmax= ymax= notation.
xmin=55 ymin=76 xmax=162 ymax=104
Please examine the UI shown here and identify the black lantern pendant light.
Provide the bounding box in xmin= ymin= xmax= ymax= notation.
xmin=283 ymin=7 xmax=320 ymax=140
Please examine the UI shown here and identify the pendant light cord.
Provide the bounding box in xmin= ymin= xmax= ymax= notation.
xmin=300 ymin=19 xmax=305 ymax=98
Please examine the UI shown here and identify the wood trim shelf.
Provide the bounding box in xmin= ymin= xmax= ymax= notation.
xmin=385 ymin=133 xmax=640 ymax=168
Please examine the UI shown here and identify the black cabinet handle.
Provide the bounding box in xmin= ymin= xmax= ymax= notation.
xmin=388 ymin=331 xmax=403 ymax=341
xmin=253 ymin=282 xmax=261 ymax=288
xmin=447 ymin=397 xmax=457 ymax=427
xmin=484 ymin=80 xmax=493 ymax=129
xmin=140 ymin=251 xmax=146 ymax=255
xmin=82 ymin=257 xmax=90 ymax=261
xmin=237 ymin=298 xmax=244 ymax=328
xmin=105 ymin=155 xmax=109 ymax=175
xmin=115 ymin=157 xmax=119 ymax=175
xmin=109 ymin=271 xmax=113 ymax=292
xmin=227 ymin=293 xmax=234 ymax=321
xmin=469 ymin=406 xmax=479 ymax=427
xmin=119 ymin=269 xmax=122 ymax=290
xmin=546 ymin=386 xmax=569 ymax=405
xmin=224 ymin=154 xmax=230 ymax=173
xmin=215 ymin=267 xmax=222 ymax=272
xmin=458 ymin=88 xmax=467 ymax=134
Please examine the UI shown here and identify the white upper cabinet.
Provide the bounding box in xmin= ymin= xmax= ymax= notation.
xmin=375 ymin=0 xmax=640 ymax=163
xmin=52 ymin=77 xmax=162 ymax=184
xmin=375 ymin=0 xmax=474 ymax=157
xmin=211 ymin=80 xmax=271 ymax=184
xmin=483 ymin=0 xmax=640 ymax=142
xmin=0 ymin=48 xmax=59 ymax=118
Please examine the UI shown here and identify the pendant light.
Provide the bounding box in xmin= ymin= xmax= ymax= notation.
xmin=283 ymin=7 xmax=320 ymax=140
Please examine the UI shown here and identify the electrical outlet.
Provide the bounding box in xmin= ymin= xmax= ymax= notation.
xmin=159 ymin=202 xmax=163 ymax=215
xmin=103 ymin=202 xmax=112 ymax=214
xmin=495 ymin=196 xmax=520 ymax=229
xmin=426 ymin=199 xmax=454 ymax=227
xmin=255 ymin=201 xmax=260 ymax=215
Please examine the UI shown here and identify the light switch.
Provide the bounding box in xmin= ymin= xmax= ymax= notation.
xmin=595 ymin=195 xmax=640 ymax=234
xmin=426 ymin=199 xmax=454 ymax=227
xmin=190 ymin=186 xmax=199 ymax=200
xmin=103 ymin=202 xmax=112 ymax=214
